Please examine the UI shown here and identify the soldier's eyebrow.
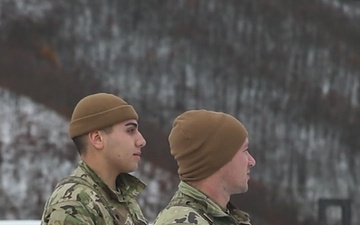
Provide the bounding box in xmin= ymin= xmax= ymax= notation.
xmin=125 ymin=122 xmax=138 ymax=128
xmin=242 ymin=142 xmax=249 ymax=151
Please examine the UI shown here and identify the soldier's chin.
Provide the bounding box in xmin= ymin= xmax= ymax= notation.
xmin=237 ymin=185 xmax=248 ymax=194
xmin=124 ymin=165 xmax=139 ymax=174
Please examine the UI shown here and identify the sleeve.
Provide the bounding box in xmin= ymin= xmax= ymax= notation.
xmin=153 ymin=206 xmax=211 ymax=225
xmin=41 ymin=200 xmax=96 ymax=225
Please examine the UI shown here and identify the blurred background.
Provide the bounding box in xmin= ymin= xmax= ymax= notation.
xmin=0 ymin=0 xmax=359 ymax=225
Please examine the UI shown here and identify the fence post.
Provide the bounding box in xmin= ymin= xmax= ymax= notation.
xmin=318 ymin=198 xmax=351 ymax=225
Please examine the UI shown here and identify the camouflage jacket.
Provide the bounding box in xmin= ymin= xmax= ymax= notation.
xmin=41 ymin=161 xmax=147 ymax=225
xmin=153 ymin=181 xmax=251 ymax=225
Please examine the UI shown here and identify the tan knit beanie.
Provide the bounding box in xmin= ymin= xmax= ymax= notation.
xmin=169 ymin=109 xmax=248 ymax=181
xmin=68 ymin=93 xmax=138 ymax=138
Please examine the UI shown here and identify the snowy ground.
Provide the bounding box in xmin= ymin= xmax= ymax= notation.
xmin=0 ymin=221 xmax=40 ymax=225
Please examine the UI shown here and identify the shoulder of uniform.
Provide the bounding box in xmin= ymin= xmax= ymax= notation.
xmin=154 ymin=205 xmax=210 ymax=225
xmin=47 ymin=181 xmax=99 ymax=206
xmin=41 ymin=200 xmax=96 ymax=224
xmin=45 ymin=199 xmax=88 ymax=209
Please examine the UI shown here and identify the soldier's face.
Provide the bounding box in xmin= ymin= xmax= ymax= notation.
xmin=102 ymin=119 xmax=146 ymax=174
xmin=219 ymin=138 xmax=256 ymax=194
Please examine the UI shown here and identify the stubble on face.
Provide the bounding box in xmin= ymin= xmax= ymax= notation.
xmin=222 ymin=139 xmax=252 ymax=194
xmin=104 ymin=120 xmax=144 ymax=174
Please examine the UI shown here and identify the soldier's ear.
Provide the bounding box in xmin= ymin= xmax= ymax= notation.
xmin=88 ymin=130 xmax=104 ymax=150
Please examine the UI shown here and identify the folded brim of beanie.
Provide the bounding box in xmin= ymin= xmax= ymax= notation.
xmin=68 ymin=93 xmax=139 ymax=139
xmin=69 ymin=105 xmax=138 ymax=138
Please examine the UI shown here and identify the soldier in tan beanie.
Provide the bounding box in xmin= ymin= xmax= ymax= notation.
xmin=154 ymin=109 xmax=256 ymax=225
xmin=41 ymin=93 xmax=148 ymax=225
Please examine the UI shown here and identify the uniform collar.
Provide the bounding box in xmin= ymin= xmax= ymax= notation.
xmin=178 ymin=181 xmax=251 ymax=224
xmin=74 ymin=161 xmax=146 ymax=202
xmin=178 ymin=181 xmax=229 ymax=217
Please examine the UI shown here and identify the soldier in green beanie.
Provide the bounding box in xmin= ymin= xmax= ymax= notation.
xmin=154 ymin=109 xmax=256 ymax=225
xmin=41 ymin=93 xmax=148 ymax=225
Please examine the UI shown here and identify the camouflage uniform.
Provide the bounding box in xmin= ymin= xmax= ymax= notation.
xmin=154 ymin=182 xmax=251 ymax=225
xmin=41 ymin=161 xmax=147 ymax=225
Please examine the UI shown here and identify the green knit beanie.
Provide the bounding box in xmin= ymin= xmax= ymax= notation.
xmin=68 ymin=93 xmax=138 ymax=138
xmin=169 ymin=109 xmax=248 ymax=181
